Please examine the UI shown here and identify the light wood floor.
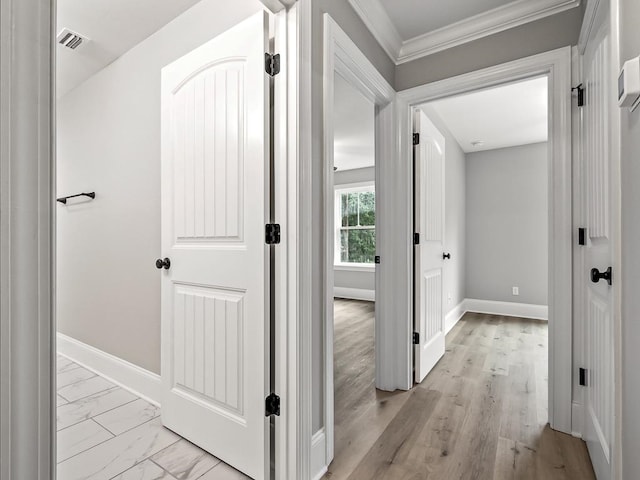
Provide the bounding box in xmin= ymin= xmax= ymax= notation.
xmin=327 ymin=299 xmax=595 ymax=480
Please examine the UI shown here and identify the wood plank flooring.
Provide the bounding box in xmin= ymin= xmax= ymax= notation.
xmin=326 ymin=300 xmax=595 ymax=480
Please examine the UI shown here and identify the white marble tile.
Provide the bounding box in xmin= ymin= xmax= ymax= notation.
xmin=57 ymin=355 xmax=79 ymax=373
xmin=111 ymin=460 xmax=176 ymax=480
xmin=151 ymin=439 xmax=220 ymax=480
xmin=57 ymin=387 xmax=137 ymax=431
xmin=57 ymin=419 xmax=113 ymax=463
xmin=57 ymin=417 xmax=180 ymax=480
xmin=58 ymin=375 xmax=116 ymax=402
xmin=94 ymin=398 xmax=159 ymax=435
xmin=57 ymin=395 xmax=69 ymax=407
xmin=197 ymin=462 xmax=250 ymax=480
xmin=57 ymin=366 xmax=96 ymax=389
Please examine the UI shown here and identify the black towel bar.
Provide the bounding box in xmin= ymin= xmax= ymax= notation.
xmin=56 ymin=192 xmax=96 ymax=204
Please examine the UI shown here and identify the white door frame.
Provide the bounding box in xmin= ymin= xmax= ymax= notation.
xmin=0 ymin=0 xmax=302 ymax=479
xmin=0 ymin=0 xmax=55 ymax=478
xmin=397 ymin=47 xmax=574 ymax=434
xmin=320 ymin=13 xmax=397 ymax=472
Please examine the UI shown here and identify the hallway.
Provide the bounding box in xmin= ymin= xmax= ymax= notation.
xmin=327 ymin=301 xmax=595 ymax=479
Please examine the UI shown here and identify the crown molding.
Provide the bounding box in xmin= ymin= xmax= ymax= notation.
xmin=348 ymin=0 xmax=402 ymax=62
xmin=349 ymin=0 xmax=581 ymax=65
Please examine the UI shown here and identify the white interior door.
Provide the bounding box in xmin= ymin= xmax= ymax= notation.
xmin=413 ymin=110 xmax=446 ymax=384
xmin=581 ymin=4 xmax=614 ymax=479
xmin=160 ymin=12 xmax=271 ymax=480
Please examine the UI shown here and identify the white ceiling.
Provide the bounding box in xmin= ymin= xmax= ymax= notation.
xmin=333 ymin=73 xmax=375 ymax=171
xmin=425 ymin=76 xmax=548 ymax=153
xmin=56 ymin=0 xmax=202 ymax=97
xmin=348 ymin=0 xmax=580 ymax=64
xmin=379 ymin=0 xmax=513 ymax=41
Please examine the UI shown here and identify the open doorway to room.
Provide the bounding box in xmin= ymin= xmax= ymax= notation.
xmin=330 ymin=71 xmax=378 ymax=470
xmin=412 ymin=76 xmax=551 ymax=385
xmin=396 ymin=75 xmax=594 ymax=478
xmin=53 ymin=1 xmax=289 ymax=479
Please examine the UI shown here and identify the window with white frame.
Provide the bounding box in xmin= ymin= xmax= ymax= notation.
xmin=335 ymin=183 xmax=376 ymax=266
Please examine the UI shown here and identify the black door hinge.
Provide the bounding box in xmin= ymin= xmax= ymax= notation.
xmin=265 ymin=53 xmax=281 ymax=77
xmin=572 ymin=84 xmax=585 ymax=107
xmin=374 ymin=255 xmax=381 ymax=264
xmin=578 ymin=227 xmax=586 ymax=246
xmin=265 ymin=393 xmax=280 ymax=416
xmin=413 ymin=133 xmax=420 ymax=145
xmin=265 ymin=224 xmax=281 ymax=244
xmin=413 ymin=332 xmax=420 ymax=344
xmin=579 ymin=367 xmax=587 ymax=386
xmin=414 ymin=232 xmax=420 ymax=245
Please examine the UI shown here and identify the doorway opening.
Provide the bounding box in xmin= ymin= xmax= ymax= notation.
xmin=319 ymin=14 xmax=397 ymax=478
xmin=397 ymin=48 xmax=574 ymax=436
xmin=330 ymin=70 xmax=378 ymax=474
xmin=412 ymin=76 xmax=551 ymax=385
xmin=54 ymin=1 xmax=291 ymax=479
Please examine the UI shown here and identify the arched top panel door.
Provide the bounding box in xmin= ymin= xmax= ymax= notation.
xmin=160 ymin=11 xmax=271 ymax=480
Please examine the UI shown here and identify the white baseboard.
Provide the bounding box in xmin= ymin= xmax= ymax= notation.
xmin=464 ymin=298 xmax=548 ymax=321
xmin=57 ymin=333 xmax=162 ymax=407
xmin=334 ymin=287 xmax=375 ymax=302
xmin=311 ymin=428 xmax=328 ymax=480
xmin=571 ymin=401 xmax=584 ymax=438
xmin=445 ymin=301 xmax=466 ymax=334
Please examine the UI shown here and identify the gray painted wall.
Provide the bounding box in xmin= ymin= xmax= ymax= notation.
xmin=465 ymin=143 xmax=548 ymax=305
xmin=619 ymin=0 xmax=640 ymax=476
xmin=310 ymin=2 xmax=395 ymax=432
xmin=334 ymin=167 xmax=376 ymax=292
xmin=395 ymin=7 xmax=584 ymax=90
xmin=56 ymin=0 xmax=264 ymax=374
xmin=421 ymin=106 xmax=467 ymax=314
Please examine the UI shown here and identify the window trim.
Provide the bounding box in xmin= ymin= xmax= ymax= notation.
xmin=334 ymin=181 xmax=375 ymax=268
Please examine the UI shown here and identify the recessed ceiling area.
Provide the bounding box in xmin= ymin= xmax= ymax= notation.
xmin=56 ymin=0 xmax=202 ymax=97
xmin=379 ymin=0 xmax=513 ymax=40
xmin=424 ymin=76 xmax=548 ymax=153
xmin=333 ymin=73 xmax=375 ymax=171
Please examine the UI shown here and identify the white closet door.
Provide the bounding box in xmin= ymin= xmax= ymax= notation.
xmin=581 ymin=3 xmax=614 ymax=479
xmin=160 ymin=11 xmax=271 ymax=480
xmin=414 ymin=110 xmax=446 ymax=383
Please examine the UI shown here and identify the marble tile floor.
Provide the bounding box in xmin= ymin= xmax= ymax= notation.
xmin=56 ymin=354 xmax=250 ymax=480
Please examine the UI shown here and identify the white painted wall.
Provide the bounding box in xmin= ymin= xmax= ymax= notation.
xmin=56 ymin=0 xmax=265 ymax=374
xmin=421 ymin=106 xmax=467 ymax=315
xmin=465 ymin=143 xmax=548 ymax=306
xmin=619 ymin=0 xmax=640 ymax=476
xmin=333 ymin=167 xmax=375 ymax=294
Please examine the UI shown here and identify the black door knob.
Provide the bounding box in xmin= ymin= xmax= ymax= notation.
xmin=590 ymin=266 xmax=612 ymax=285
xmin=443 ymin=253 xmax=451 ymax=260
xmin=155 ymin=258 xmax=171 ymax=270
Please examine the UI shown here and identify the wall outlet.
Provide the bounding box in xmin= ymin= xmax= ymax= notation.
xmin=512 ymin=286 xmax=519 ymax=296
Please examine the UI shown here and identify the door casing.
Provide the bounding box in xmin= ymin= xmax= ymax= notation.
xmin=321 ymin=14 xmax=398 ymax=473
xmin=397 ymin=47 xmax=575 ymax=434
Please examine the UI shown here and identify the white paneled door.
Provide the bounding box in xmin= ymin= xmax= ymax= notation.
xmin=581 ymin=3 xmax=614 ymax=479
xmin=160 ymin=12 xmax=271 ymax=480
xmin=413 ymin=110 xmax=446 ymax=383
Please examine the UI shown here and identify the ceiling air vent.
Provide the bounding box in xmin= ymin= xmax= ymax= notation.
xmin=57 ymin=28 xmax=88 ymax=50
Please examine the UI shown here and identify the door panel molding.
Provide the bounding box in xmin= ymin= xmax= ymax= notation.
xmin=398 ymin=46 xmax=574 ymax=434
xmin=161 ymin=12 xmax=271 ymax=480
